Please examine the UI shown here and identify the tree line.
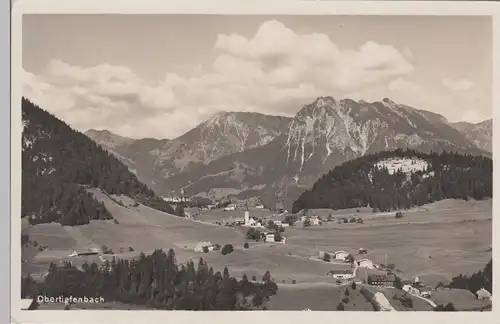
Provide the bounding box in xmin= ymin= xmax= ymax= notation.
xmin=292 ymin=149 xmax=492 ymax=213
xmin=21 ymin=248 xmax=278 ymax=310
xmin=448 ymin=259 xmax=492 ymax=296
xmin=22 ymin=98 xmax=181 ymax=226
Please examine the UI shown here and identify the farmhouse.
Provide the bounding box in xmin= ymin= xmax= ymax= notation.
xmin=368 ymin=274 xmax=396 ymax=287
xmin=255 ymin=204 xmax=264 ymax=209
xmin=194 ymin=241 xmax=214 ymax=252
xmin=332 ymin=250 xmax=350 ymax=261
xmin=403 ymin=285 xmax=421 ymax=296
xmin=265 ymin=233 xmax=275 ymax=243
xmin=328 ymin=269 xmax=354 ymax=280
xmin=357 ymin=259 xmax=374 ymax=269
xmin=476 ymin=288 xmax=492 ymax=300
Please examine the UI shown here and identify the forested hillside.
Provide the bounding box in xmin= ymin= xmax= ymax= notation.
xmin=292 ymin=149 xmax=492 ymax=213
xmin=21 ymin=249 xmax=279 ymax=310
xmin=448 ymin=259 xmax=492 ymax=295
xmin=21 ymin=98 xmax=179 ymax=226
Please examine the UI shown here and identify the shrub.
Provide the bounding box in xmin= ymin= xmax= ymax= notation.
xmin=292 ymin=279 xmax=296 ymax=284
xmin=244 ymin=242 xmax=249 ymax=249
xmin=323 ymin=252 xmax=331 ymax=262
xmin=33 ymin=241 xmax=38 ymax=247
xmin=387 ymin=263 xmax=396 ymax=270
xmin=252 ymin=276 xmax=257 ymax=281
xmin=351 ymin=282 xmax=357 ymax=290
xmin=341 ymin=297 xmax=350 ymax=304
xmin=303 ymin=218 xmax=311 ymax=227
xmin=345 ymin=254 xmax=355 ymax=263
xmin=395 ymin=211 xmax=404 ymax=218
xmin=345 ymin=288 xmax=350 ymax=296
xmin=285 ymin=215 xmax=298 ymax=226
xmin=221 ymin=244 xmax=234 ymax=255
xmin=262 ymin=271 xmax=272 ymax=282
xmin=101 ymin=245 xmax=113 ymax=254
xmin=213 ymin=244 xmax=221 ymax=250
xmin=337 ymin=303 xmax=345 ymax=311
xmin=349 ymin=217 xmax=356 ymax=223
xmin=202 ymin=246 xmax=209 ymax=253
xmin=128 ymin=246 xmax=134 ymax=252
xmin=400 ymin=295 xmax=413 ymax=308
xmin=274 ymin=232 xmax=283 ymax=242
xmin=435 ymin=303 xmax=456 ymax=311
xmin=246 ymin=228 xmax=261 ymax=241
xmin=394 ymin=276 xmax=404 ymax=290
xmin=278 ymin=226 xmax=285 ymax=233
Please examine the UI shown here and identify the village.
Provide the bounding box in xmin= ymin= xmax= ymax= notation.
xmin=165 ymin=198 xmax=492 ymax=308
xmin=22 ymin=189 xmax=493 ymax=311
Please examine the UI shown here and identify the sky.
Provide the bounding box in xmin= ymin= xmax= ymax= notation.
xmin=22 ymin=14 xmax=492 ymax=139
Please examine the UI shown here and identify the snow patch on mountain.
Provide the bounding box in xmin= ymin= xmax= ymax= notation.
xmin=285 ymin=97 xmax=388 ymax=170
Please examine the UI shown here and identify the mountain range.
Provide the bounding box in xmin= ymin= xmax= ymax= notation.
xmin=85 ymin=97 xmax=492 ymax=208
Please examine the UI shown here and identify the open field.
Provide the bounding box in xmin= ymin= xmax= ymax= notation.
xmin=269 ymin=283 xmax=374 ymax=311
xmin=21 ymin=190 xmax=492 ymax=310
xmin=431 ymin=288 xmax=492 ymax=311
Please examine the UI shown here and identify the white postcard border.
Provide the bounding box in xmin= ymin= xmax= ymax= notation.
xmin=10 ymin=0 xmax=500 ymax=323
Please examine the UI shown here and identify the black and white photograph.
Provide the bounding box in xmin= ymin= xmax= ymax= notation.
xmin=13 ymin=0 xmax=495 ymax=316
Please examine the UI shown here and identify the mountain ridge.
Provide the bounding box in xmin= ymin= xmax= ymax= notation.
xmin=85 ymin=96 xmax=491 ymax=208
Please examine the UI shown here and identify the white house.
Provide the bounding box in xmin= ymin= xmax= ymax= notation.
xmin=403 ymin=285 xmax=421 ymax=296
xmin=358 ymin=259 xmax=375 ymax=269
xmin=224 ymin=204 xmax=236 ymax=211
xmin=332 ymin=273 xmax=355 ymax=280
xmin=255 ymin=205 xmax=264 ymax=209
xmin=68 ymin=250 xmax=78 ymax=257
xmin=195 ymin=241 xmax=213 ymax=252
xmin=310 ymin=216 xmax=321 ymax=225
xmin=476 ymin=288 xmax=492 ymax=300
xmin=333 ymin=250 xmax=350 ymax=261
xmin=265 ymin=233 xmax=275 ymax=243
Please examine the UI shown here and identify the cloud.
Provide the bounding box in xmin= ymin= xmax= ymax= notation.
xmin=23 ymin=20 xmax=419 ymax=139
xmin=442 ymin=77 xmax=474 ymax=92
xmin=388 ymin=77 xmax=422 ymax=93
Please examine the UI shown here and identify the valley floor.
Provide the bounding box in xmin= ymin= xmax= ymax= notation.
xmin=21 ymin=190 xmax=492 ymax=311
